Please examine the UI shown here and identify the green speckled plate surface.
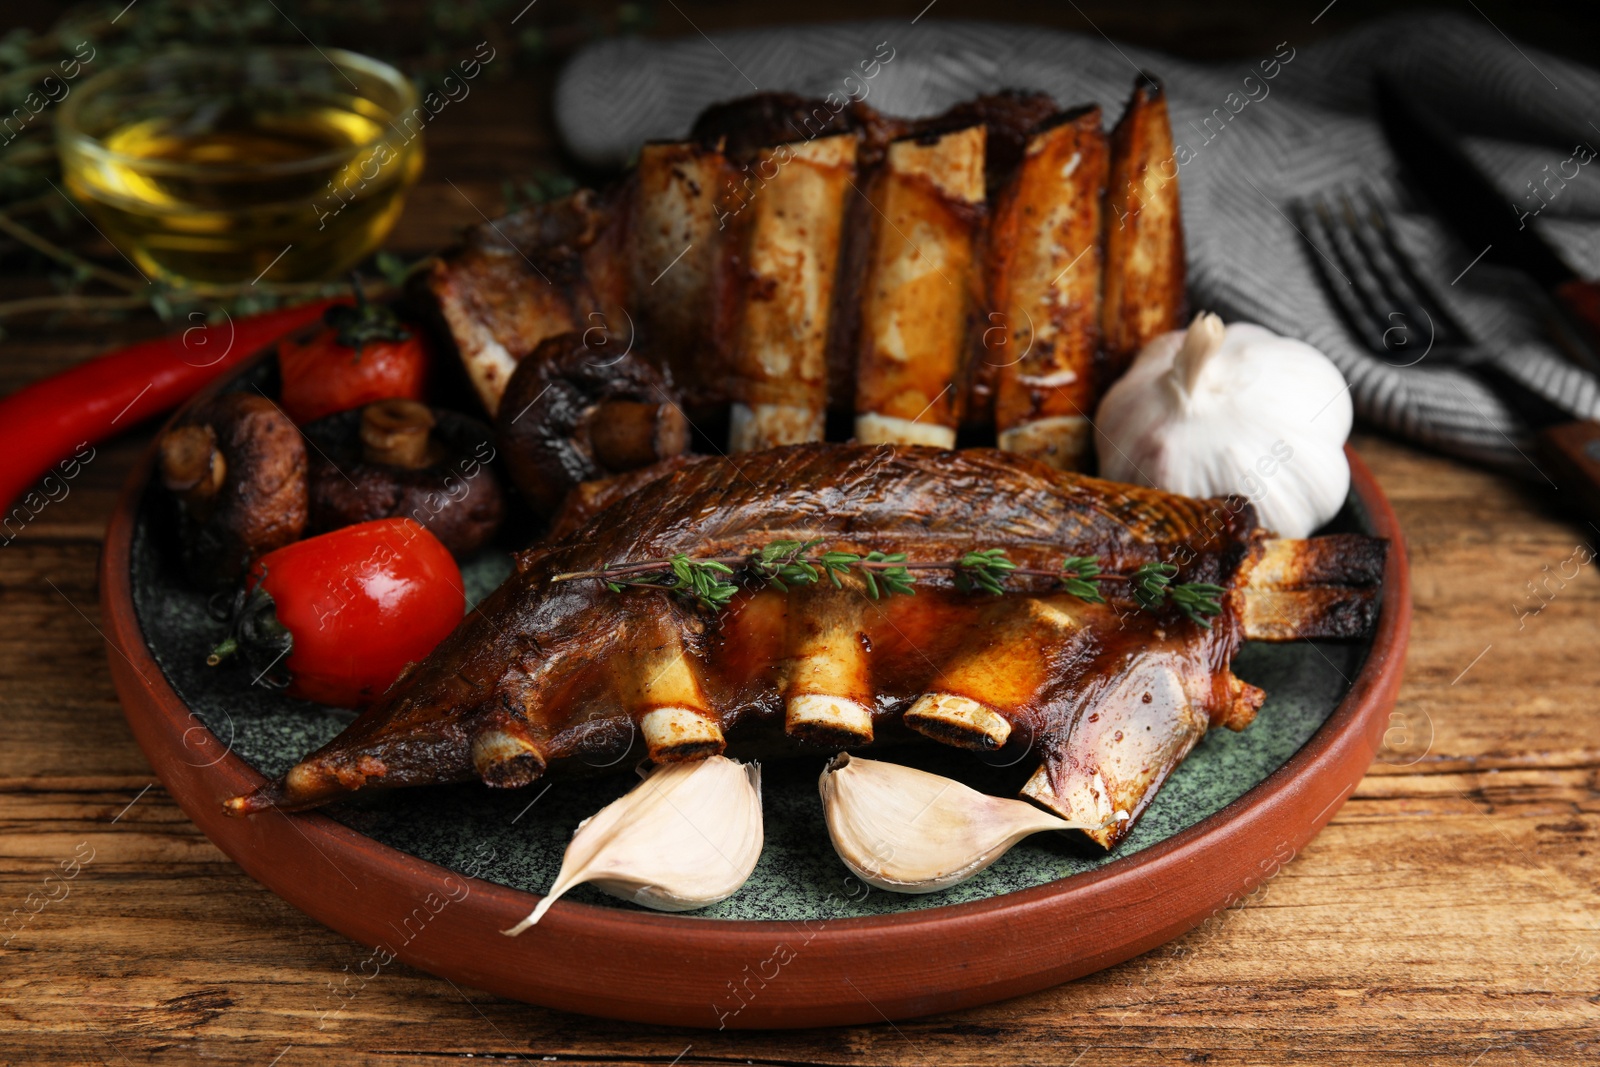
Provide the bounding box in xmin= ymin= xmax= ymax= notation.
xmin=129 ymin=488 xmax=1373 ymax=923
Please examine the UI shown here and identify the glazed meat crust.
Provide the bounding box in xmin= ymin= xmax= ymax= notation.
xmin=228 ymin=445 xmax=1383 ymax=847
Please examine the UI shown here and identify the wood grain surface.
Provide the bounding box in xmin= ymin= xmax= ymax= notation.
xmin=3 ymin=30 xmax=1599 ymax=1064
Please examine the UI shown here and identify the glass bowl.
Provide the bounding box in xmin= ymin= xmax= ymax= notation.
xmin=58 ymin=47 xmax=424 ymax=286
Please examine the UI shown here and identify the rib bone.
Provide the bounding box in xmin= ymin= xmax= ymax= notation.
xmin=853 ymin=125 xmax=985 ymax=447
xmin=1245 ymin=535 xmax=1388 ymax=590
xmin=996 ymin=416 xmax=1091 ymax=469
xmin=990 ymin=108 xmax=1107 ymax=471
xmin=783 ymin=584 xmax=875 ymax=746
xmin=904 ymin=693 xmax=1012 ymax=751
xmin=640 ymin=708 xmax=726 ymax=762
xmin=470 ymin=706 xmax=548 ymax=788
xmin=903 ymin=598 xmax=1081 ymax=751
xmin=1238 ymin=533 xmax=1386 ymax=640
xmin=624 ymin=625 xmax=726 ymax=761
xmin=726 ymin=133 xmax=857 ymax=451
xmin=1241 ymin=587 xmax=1381 ymax=641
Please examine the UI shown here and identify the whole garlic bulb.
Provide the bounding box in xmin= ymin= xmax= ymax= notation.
xmin=1095 ymin=313 xmax=1352 ymax=538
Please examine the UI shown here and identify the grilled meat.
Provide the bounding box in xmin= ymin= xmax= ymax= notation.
xmin=1103 ymin=74 xmax=1187 ymax=378
xmin=988 ymin=106 xmax=1108 ymax=470
xmin=725 ymin=132 xmax=858 ymax=450
xmin=630 ymin=141 xmax=731 ymax=413
xmin=227 ymin=444 xmax=1384 ymax=849
xmin=426 ymin=187 xmax=629 ymax=416
xmin=852 ymin=124 xmax=986 ymax=449
xmin=426 ymin=77 xmax=1186 ymax=474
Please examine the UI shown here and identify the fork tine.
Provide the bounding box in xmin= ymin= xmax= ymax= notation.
xmin=1298 ymin=186 xmax=1476 ymax=362
xmin=1356 ymin=189 xmax=1472 ymax=346
xmin=1321 ymin=194 xmax=1408 ymax=351
xmin=1335 ymin=191 xmax=1433 ymax=356
xmin=1344 ymin=193 xmax=1434 ymax=328
xmin=1298 ymin=195 xmax=1390 ymax=354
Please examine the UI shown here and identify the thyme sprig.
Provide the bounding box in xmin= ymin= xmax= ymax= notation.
xmin=1132 ymin=560 xmax=1179 ymax=611
xmin=553 ymin=543 xmax=1228 ymax=626
xmin=1059 ymin=555 xmax=1106 ymax=604
xmin=954 ymin=548 xmax=1017 ymax=595
xmin=1170 ymin=581 xmax=1229 ymax=626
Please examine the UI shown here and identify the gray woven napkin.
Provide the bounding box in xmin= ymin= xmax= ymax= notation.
xmin=553 ymin=11 xmax=1600 ymax=474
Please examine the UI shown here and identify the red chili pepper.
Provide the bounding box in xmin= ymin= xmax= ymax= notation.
xmin=0 ymin=299 xmax=340 ymax=518
xmin=212 ymin=518 xmax=464 ymax=708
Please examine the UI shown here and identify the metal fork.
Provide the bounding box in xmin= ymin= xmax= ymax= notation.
xmin=1296 ymin=188 xmax=1575 ymax=428
xmin=1295 ymin=188 xmax=1474 ymax=368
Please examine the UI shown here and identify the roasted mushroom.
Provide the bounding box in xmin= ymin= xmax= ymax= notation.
xmin=494 ymin=332 xmax=690 ymax=515
xmin=303 ymin=399 xmax=506 ymax=558
xmin=157 ymin=392 xmax=308 ymax=589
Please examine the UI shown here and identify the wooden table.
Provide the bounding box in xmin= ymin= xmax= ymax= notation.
xmin=4 ymin=49 xmax=1599 ymax=1066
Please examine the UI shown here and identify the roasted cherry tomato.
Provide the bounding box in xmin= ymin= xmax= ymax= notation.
xmin=277 ymin=281 xmax=428 ymax=425
xmin=211 ymin=518 xmax=464 ymax=708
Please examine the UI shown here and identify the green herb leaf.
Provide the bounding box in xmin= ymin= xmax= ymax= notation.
xmin=752 ymin=539 xmax=822 ymax=589
xmin=757 ymin=539 xmax=802 ymax=565
xmin=1170 ymin=582 xmax=1226 ymax=628
xmin=955 ymin=547 xmax=1015 ymax=595
xmin=1132 ymin=561 xmax=1178 ymax=612
xmin=1060 ymin=577 xmax=1107 ymax=604
xmin=881 ymin=569 xmax=917 ymax=597
xmin=660 ymin=553 xmax=740 ymax=610
xmin=819 ymin=551 xmax=859 ymax=589
xmin=777 ymin=560 xmax=820 ymax=586
xmin=1061 ymin=555 xmax=1102 ymax=579
xmin=1058 ymin=555 xmax=1106 ymax=604
xmin=864 ymin=550 xmax=914 ymax=599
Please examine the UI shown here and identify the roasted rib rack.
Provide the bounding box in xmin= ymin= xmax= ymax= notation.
xmin=427 ymin=78 xmax=1187 ymax=473
xmin=228 ymin=445 xmax=1385 ymax=850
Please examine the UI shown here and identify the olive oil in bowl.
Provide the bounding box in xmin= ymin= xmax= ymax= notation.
xmin=59 ymin=49 xmax=422 ymax=286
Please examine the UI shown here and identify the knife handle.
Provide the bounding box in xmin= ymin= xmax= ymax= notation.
xmin=1556 ymin=279 xmax=1600 ymax=334
xmin=1537 ymin=419 xmax=1600 ymax=526
xmin=1554 ymin=280 xmax=1600 ymax=369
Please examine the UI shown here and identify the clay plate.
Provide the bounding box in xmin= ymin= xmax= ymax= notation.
xmin=100 ymin=358 xmax=1410 ymax=1028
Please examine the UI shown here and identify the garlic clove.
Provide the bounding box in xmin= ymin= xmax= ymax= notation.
xmin=503 ymin=756 xmax=762 ymax=933
xmin=818 ymin=754 xmax=1098 ymax=894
